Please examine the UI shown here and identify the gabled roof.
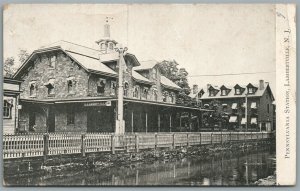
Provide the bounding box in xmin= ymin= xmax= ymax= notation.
xmin=220 ymin=85 xmax=230 ymax=90
xmin=189 ymin=89 xmax=204 ymax=99
xmin=160 ymin=76 xmax=181 ymax=91
xmin=132 ymin=70 xmax=154 ymax=85
xmin=134 ymin=60 xmax=158 ymax=71
xmin=67 ymin=52 xmax=117 ymax=77
xmin=13 ymin=40 xmax=140 ymax=79
xmin=201 ymin=83 xmax=274 ymax=100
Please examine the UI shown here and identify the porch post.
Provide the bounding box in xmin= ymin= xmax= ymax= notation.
xmin=179 ymin=112 xmax=182 ymax=130
xmin=169 ymin=114 xmax=172 ymax=132
xmin=131 ymin=111 xmax=134 ymax=133
xmin=158 ymin=113 xmax=160 ymax=132
xmin=145 ymin=112 xmax=148 ymax=133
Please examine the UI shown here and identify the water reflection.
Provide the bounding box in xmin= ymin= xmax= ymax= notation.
xmin=4 ymin=148 xmax=276 ymax=186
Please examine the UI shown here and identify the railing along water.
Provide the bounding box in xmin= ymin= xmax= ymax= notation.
xmin=3 ymin=132 xmax=273 ymax=159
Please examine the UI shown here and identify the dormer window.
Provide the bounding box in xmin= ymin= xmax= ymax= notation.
xmin=221 ymin=89 xmax=227 ymax=96
xmin=109 ymin=43 xmax=114 ymax=50
xmin=248 ymin=88 xmax=254 ymax=94
xmin=235 ymin=88 xmax=241 ymax=95
xmin=50 ymin=55 xmax=56 ymax=68
xmin=101 ymin=43 xmax=106 ymax=50
xmin=97 ymin=79 xmax=106 ymax=94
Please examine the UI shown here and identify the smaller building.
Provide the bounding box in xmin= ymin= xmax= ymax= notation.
xmin=3 ymin=77 xmax=22 ymax=134
xmin=190 ymin=80 xmax=275 ymax=132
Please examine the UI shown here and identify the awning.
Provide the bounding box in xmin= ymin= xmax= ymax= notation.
xmin=222 ymin=103 xmax=228 ymax=107
xmin=231 ymin=103 xmax=237 ymax=109
xmin=241 ymin=117 xmax=246 ymax=125
xmin=251 ymin=118 xmax=257 ymax=124
xmin=44 ymin=79 xmax=55 ymax=86
xmin=229 ymin=116 xmax=237 ymax=123
xmin=251 ymin=102 xmax=257 ymax=109
xmin=204 ymin=104 xmax=209 ymax=107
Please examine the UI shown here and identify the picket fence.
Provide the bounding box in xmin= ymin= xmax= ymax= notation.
xmin=3 ymin=132 xmax=273 ymax=159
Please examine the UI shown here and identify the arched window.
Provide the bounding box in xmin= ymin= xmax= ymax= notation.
xmin=29 ymin=82 xmax=36 ymax=97
xmin=97 ymin=79 xmax=106 ymax=94
xmin=143 ymin=88 xmax=149 ymax=100
xmin=124 ymin=82 xmax=129 ymax=97
xmin=163 ymin=91 xmax=169 ymax=102
xmin=101 ymin=43 xmax=106 ymax=50
xmin=153 ymin=90 xmax=158 ymax=101
xmin=109 ymin=43 xmax=114 ymax=50
xmin=133 ymin=86 xmax=140 ymax=99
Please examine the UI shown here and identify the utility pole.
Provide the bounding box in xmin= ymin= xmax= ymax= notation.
xmin=245 ymin=94 xmax=248 ymax=132
xmin=115 ymin=44 xmax=127 ymax=134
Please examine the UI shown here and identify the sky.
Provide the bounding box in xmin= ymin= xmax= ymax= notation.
xmin=3 ymin=4 xmax=276 ymax=93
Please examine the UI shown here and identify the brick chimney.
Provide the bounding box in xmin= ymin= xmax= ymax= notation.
xmin=207 ymin=84 xmax=211 ymax=91
xmin=193 ymin=84 xmax=199 ymax=94
xmin=259 ymin=80 xmax=264 ymax=90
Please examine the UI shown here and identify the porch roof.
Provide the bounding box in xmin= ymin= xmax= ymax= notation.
xmin=20 ymin=97 xmax=213 ymax=111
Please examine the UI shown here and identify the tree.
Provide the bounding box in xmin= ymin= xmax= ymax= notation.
xmin=3 ymin=49 xmax=29 ymax=78
xmin=157 ymin=60 xmax=191 ymax=105
xmin=3 ymin=57 xmax=15 ymax=78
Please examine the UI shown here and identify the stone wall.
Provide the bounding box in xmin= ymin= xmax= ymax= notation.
xmin=20 ymin=50 xmax=89 ymax=100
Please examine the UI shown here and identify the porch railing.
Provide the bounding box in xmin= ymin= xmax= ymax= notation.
xmin=3 ymin=131 xmax=274 ymax=159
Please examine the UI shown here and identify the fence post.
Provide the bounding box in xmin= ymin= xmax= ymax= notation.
xmin=43 ymin=134 xmax=49 ymax=161
xmin=81 ymin=134 xmax=86 ymax=157
xmin=155 ymin=133 xmax=158 ymax=150
xmin=244 ymin=132 xmax=246 ymax=143
xmin=220 ymin=132 xmax=223 ymax=144
xmin=187 ymin=133 xmax=189 ymax=147
xmin=135 ymin=134 xmax=139 ymax=153
xmin=211 ymin=133 xmax=213 ymax=145
xmin=199 ymin=133 xmax=202 ymax=145
xmin=111 ymin=134 xmax=115 ymax=154
xmin=172 ymin=133 xmax=175 ymax=149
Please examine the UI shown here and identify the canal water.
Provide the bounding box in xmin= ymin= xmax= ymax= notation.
xmin=4 ymin=148 xmax=276 ymax=186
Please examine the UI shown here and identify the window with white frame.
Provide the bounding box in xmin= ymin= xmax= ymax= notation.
xmin=133 ymin=86 xmax=140 ymax=98
xmin=235 ymin=88 xmax=241 ymax=95
xmin=111 ymin=81 xmax=116 ymax=95
xmin=97 ymin=79 xmax=106 ymax=94
xmin=29 ymin=81 xmax=37 ymax=97
xmin=143 ymin=88 xmax=149 ymax=100
xmin=3 ymin=99 xmax=13 ymax=118
xmin=153 ymin=89 xmax=158 ymax=101
xmin=124 ymin=82 xmax=129 ymax=97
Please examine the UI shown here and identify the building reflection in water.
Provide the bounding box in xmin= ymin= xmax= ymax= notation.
xmin=4 ymin=148 xmax=275 ymax=186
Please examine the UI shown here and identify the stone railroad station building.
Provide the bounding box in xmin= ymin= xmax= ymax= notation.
xmin=11 ymin=23 xmax=203 ymax=134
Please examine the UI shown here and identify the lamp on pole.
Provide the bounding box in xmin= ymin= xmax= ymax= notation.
xmin=115 ymin=44 xmax=128 ymax=134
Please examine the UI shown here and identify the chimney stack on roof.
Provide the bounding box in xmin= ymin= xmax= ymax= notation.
xmin=259 ymin=80 xmax=264 ymax=90
xmin=193 ymin=84 xmax=199 ymax=94
xmin=207 ymin=84 xmax=211 ymax=91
